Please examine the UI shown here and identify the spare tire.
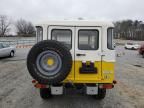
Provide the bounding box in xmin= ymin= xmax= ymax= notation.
xmin=27 ymin=40 xmax=72 ymax=84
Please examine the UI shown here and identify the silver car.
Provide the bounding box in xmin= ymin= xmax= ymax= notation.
xmin=0 ymin=43 xmax=16 ymax=57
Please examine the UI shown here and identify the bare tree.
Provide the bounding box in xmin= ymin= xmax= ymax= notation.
xmin=0 ymin=15 xmax=11 ymax=36
xmin=15 ymin=19 xmax=35 ymax=36
xmin=114 ymin=20 xmax=144 ymax=40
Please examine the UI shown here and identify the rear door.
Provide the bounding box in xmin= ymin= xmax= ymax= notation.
xmin=48 ymin=26 xmax=75 ymax=80
xmin=75 ymin=27 xmax=102 ymax=82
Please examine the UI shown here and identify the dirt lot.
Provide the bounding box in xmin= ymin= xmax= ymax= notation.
xmin=0 ymin=46 xmax=144 ymax=108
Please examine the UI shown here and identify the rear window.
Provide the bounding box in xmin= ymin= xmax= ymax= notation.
xmin=107 ymin=28 xmax=114 ymax=50
xmin=51 ymin=29 xmax=72 ymax=50
xmin=36 ymin=26 xmax=43 ymax=42
xmin=78 ymin=29 xmax=99 ymax=50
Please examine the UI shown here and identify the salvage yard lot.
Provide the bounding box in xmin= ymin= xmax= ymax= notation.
xmin=0 ymin=46 xmax=144 ymax=108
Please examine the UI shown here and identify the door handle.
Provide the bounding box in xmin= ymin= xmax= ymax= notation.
xmin=76 ymin=53 xmax=86 ymax=56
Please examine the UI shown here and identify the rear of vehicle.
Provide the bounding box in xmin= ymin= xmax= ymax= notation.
xmin=27 ymin=21 xmax=116 ymax=99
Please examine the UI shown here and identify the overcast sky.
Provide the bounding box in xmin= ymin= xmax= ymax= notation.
xmin=0 ymin=0 xmax=144 ymax=23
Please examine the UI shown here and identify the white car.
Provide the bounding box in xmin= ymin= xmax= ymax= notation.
xmin=0 ymin=43 xmax=16 ymax=57
xmin=124 ymin=43 xmax=140 ymax=50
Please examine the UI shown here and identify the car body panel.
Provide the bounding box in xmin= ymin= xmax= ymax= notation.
xmin=0 ymin=43 xmax=16 ymax=57
xmin=63 ymin=61 xmax=114 ymax=83
xmin=46 ymin=23 xmax=115 ymax=84
xmin=125 ymin=43 xmax=140 ymax=50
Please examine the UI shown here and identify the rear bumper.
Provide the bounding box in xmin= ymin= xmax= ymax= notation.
xmin=32 ymin=79 xmax=117 ymax=89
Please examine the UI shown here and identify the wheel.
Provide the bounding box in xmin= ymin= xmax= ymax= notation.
xmin=94 ymin=88 xmax=106 ymax=100
xmin=10 ymin=51 xmax=14 ymax=57
xmin=27 ymin=40 xmax=72 ymax=84
xmin=131 ymin=47 xmax=135 ymax=50
xmin=40 ymin=88 xmax=52 ymax=99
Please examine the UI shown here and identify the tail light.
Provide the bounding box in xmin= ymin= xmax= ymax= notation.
xmin=99 ymin=84 xmax=114 ymax=89
xmin=34 ymin=83 xmax=47 ymax=88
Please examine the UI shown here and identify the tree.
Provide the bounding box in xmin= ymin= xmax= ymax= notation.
xmin=114 ymin=20 xmax=144 ymax=40
xmin=0 ymin=15 xmax=11 ymax=36
xmin=15 ymin=19 xmax=35 ymax=36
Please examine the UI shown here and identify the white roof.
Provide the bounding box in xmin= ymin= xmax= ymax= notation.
xmin=35 ymin=20 xmax=114 ymax=27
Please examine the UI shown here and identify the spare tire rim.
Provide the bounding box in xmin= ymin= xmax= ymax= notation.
xmin=36 ymin=50 xmax=62 ymax=76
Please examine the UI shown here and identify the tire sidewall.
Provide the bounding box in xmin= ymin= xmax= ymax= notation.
xmin=27 ymin=40 xmax=72 ymax=84
xmin=31 ymin=46 xmax=65 ymax=80
xmin=10 ymin=51 xmax=14 ymax=57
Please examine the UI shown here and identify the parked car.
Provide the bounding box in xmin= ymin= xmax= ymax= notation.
xmin=0 ymin=43 xmax=16 ymax=58
xmin=139 ymin=44 xmax=144 ymax=58
xmin=124 ymin=43 xmax=140 ymax=50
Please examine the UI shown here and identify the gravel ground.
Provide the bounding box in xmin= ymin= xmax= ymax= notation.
xmin=0 ymin=46 xmax=144 ymax=108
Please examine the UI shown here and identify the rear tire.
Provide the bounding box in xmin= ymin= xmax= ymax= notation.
xmin=10 ymin=51 xmax=14 ymax=57
xmin=131 ymin=47 xmax=135 ymax=50
xmin=94 ymin=88 xmax=106 ymax=100
xmin=27 ymin=40 xmax=72 ymax=84
xmin=40 ymin=88 xmax=52 ymax=99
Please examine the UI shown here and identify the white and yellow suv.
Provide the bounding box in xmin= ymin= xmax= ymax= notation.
xmin=27 ymin=20 xmax=116 ymax=99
